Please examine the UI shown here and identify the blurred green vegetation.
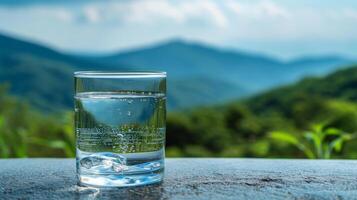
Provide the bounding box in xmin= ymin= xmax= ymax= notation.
xmin=2 ymin=65 xmax=357 ymax=158
xmin=0 ymin=84 xmax=75 ymax=158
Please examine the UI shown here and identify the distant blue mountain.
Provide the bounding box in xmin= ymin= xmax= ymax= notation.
xmin=0 ymin=33 xmax=355 ymax=111
xmin=0 ymin=34 xmax=244 ymax=110
xmin=99 ymin=39 xmax=354 ymax=92
xmin=0 ymin=33 xmax=131 ymax=111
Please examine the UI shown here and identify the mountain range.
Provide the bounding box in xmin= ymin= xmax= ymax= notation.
xmin=0 ymin=33 xmax=355 ymax=112
xmin=98 ymin=40 xmax=353 ymax=91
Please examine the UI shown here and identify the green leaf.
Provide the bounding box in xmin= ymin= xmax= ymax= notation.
xmin=48 ymin=140 xmax=67 ymax=149
xmin=30 ymin=138 xmax=66 ymax=149
xmin=304 ymin=132 xmax=321 ymax=147
xmin=322 ymin=144 xmax=331 ymax=159
xmin=270 ymin=131 xmax=315 ymax=159
xmin=270 ymin=131 xmax=299 ymax=145
xmin=304 ymin=132 xmax=323 ymax=158
xmin=325 ymin=128 xmax=343 ymax=136
xmin=330 ymin=137 xmax=344 ymax=152
xmin=311 ymin=124 xmax=324 ymax=135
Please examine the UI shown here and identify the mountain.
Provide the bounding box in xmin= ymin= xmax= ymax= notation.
xmin=0 ymin=33 xmax=355 ymax=112
xmin=0 ymin=33 xmax=128 ymax=111
xmin=169 ymin=77 xmax=247 ymax=109
xmin=245 ymin=65 xmax=357 ymax=115
xmin=0 ymin=34 xmax=245 ymax=111
xmin=239 ymin=64 xmax=357 ymax=138
xmin=99 ymin=39 xmax=354 ymax=92
xmin=0 ymin=33 xmax=122 ymax=71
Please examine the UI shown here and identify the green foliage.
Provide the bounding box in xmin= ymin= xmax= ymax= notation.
xmin=28 ymin=113 xmax=75 ymax=157
xmin=165 ymin=65 xmax=357 ymax=158
xmin=270 ymin=124 xmax=355 ymax=159
xmin=0 ymin=85 xmax=75 ymax=157
xmin=3 ymin=65 xmax=357 ymax=158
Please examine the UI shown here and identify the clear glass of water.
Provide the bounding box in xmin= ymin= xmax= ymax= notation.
xmin=74 ymin=71 xmax=166 ymax=187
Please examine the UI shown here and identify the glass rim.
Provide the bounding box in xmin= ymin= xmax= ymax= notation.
xmin=74 ymin=71 xmax=166 ymax=78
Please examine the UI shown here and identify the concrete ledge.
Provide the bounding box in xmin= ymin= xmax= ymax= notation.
xmin=1 ymin=158 xmax=357 ymax=199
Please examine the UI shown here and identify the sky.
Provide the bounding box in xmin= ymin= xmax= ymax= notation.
xmin=0 ymin=0 xmax=357 ymax=59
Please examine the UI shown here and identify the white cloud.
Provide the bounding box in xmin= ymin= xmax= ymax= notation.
xmin=51 ymin=9 xmax=74 ymax=22
xmin=76 ymin=0 xmax=228 ymax=27
xmin=341 ymin=8 xmax=357 ymax=20
xmin=83 ymin=5 xmax=101 ymax=23
xmin=119 ymin=1 xmax=185 ymax=24
xmin=179 ymin=1 xmax=229 ymax=27
xmin=1 ymin=0 xmax=357 ymax=58
xmin=226 ymin=0 xmax=291 ymax=19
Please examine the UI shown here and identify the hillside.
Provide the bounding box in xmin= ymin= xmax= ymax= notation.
xmin=169 ymin=77 xmax=247 ymax=109
xmin=0 ymin=34 xmax=245 ymax=111
xmin=165 ymin=65 xmax=357 ymax=158
xmin=246 ymin=65 xmax=357 ymax=115
xmin=0 ymin=33 xmax=355 ymax=111
xmin=0 ymin=33 xmax=128 ymax=111
xmin=100 ymin=39 xmax=354 ymax=92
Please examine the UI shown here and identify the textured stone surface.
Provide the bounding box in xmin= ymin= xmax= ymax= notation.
xmin=1 ymin=158 xmax=357 ymax=199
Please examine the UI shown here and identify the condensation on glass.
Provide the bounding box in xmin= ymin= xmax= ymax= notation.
xmin=74 ymin=71 xmax=166 ymax=187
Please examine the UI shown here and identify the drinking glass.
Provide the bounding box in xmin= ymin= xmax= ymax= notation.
xmin=74 ymin=71 xmax=166 ymax=187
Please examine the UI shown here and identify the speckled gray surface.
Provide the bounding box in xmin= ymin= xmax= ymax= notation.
xmin=1 ymin=158 xmax=357 ymax=199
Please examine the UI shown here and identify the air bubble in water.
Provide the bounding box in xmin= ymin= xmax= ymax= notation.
xmin=127 ymin=111 xmax=131 ymax=116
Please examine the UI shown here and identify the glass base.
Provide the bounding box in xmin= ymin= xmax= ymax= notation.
xmin=78 ymin=171 xmax=164 ymax=187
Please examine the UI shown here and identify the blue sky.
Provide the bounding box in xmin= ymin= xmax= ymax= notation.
xmin=0 ymin=0 xmax=357 ymax=59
